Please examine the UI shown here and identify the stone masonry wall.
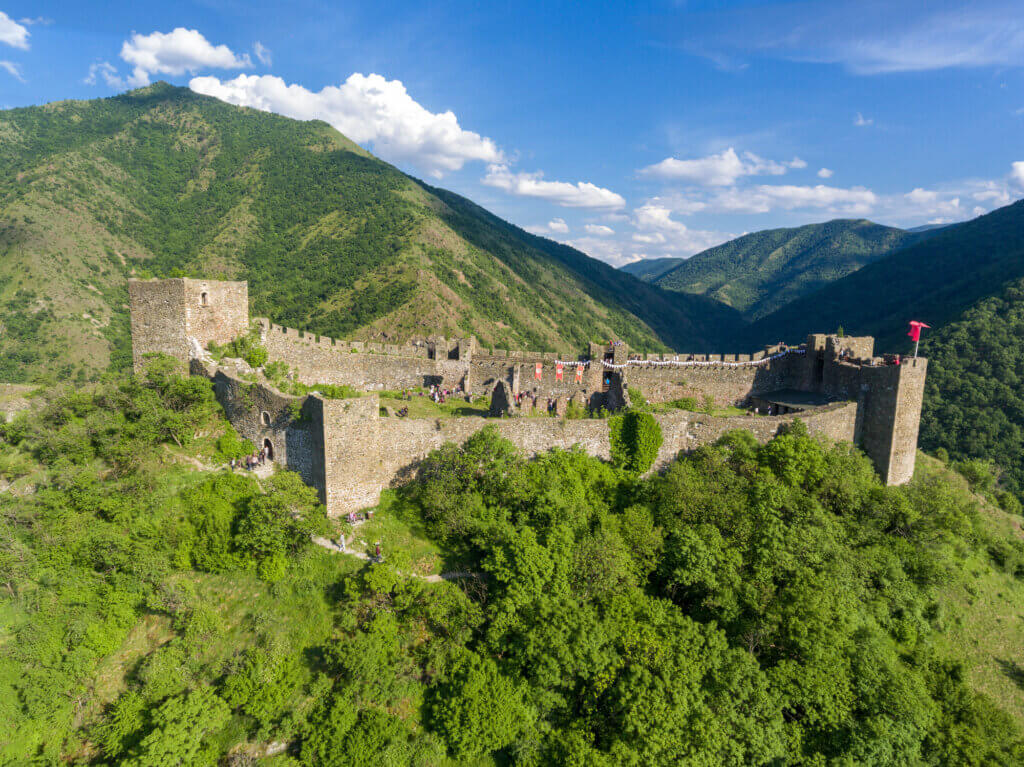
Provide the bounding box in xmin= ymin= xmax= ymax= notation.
xmin=129 ymin=279 xmax=187 ymax=372
xmin=198 ymin=362 xmax=322 ymax=492
xmin=258 ymin=319 xmax=471 ymax=391
xmin=622 ymin=354 xmax=803 ymax=407
xmin=183 ymin=279 xmax=249 ymax=350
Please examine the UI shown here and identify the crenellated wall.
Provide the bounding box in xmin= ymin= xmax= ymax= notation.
xmin=133 ymin=279 xmax=927 ymax=509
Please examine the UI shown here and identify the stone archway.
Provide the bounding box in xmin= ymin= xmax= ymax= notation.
xmin=263 ymin=438 xmax=274 ymax=461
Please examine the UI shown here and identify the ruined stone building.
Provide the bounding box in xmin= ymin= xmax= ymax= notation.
xmin=128 ymin=278 xmax=928 ymax=516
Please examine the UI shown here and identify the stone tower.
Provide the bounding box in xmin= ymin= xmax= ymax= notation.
xmin=128 ymin=278 xmax=249 ymax=372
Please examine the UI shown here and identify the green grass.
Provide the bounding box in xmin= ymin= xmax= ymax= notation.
xmin=334 ymin=489 xmax=459 ymax=576
xmin=935 ymin=505 xmax=1024 ymax=729
xmin=379 ymin=394 xmax=489 ymax=419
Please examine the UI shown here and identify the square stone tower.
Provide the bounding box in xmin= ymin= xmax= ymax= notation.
xmin=128 ymin=278 xmax=249 ymax=372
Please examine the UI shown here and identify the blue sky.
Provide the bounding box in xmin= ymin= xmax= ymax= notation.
xmin=3 ymin=1 xmax=1023 ymax=265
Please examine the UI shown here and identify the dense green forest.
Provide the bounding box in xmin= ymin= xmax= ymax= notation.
xmin=619 ymin=257 xmax=685 ymax=282
xmin=749 ymin=200 xmax=1024 ymax=349
xmin=654 ymin=219 xmax=918 ymax=320
xmin=920 ymin=276 xmax=1024 ymax=499
xmin=0 ymin=83 xmax=742 ymax=384
xmin=3 ymin=362 xmax=1024 ymax=765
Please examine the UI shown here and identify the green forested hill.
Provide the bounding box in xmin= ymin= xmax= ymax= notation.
xmin=620 ymin=256 xmax=685 ymax=282
xmin=0 ymin=83 xmax=742 ymax=383
xmin=654 ymin=219 xmax=916 ymax=319
xmin=2 ymin=367 xmax=1023 ymax=764
xmin=919 ymin=277 xmax=1024 ymax=497
xmin=748 ymin=199 xmax=1024 ymax=348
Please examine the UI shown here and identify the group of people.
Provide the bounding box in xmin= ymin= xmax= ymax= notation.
xmin=428 ymin=383 xmax=463 ymax=404
xmin=229 ymin=446 xmax=269 ymax=472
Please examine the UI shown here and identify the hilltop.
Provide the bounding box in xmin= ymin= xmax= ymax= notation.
xmin=748 ymin=199 xmax=1024 ymax=349
xmin=0 ymin=83 xmax=742 ymax=383
xmin=653 ymin=219 xmax=919 ymax=320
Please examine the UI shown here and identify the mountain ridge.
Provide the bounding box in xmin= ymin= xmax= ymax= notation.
xmin=748 ymin=199 xmax=1024 ymax=349
xmin=0 ymin=83 xmax=743 ymax=382
xmin=653 ymin=218 xmax=921 ymax=320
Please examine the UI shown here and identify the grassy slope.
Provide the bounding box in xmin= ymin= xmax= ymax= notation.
xmin=916 ymin=456 xmax=1024 ymax=729
xmin=655 ymin=219 xmax=916 ymax=320
xmin=0 ymin=83 xmax=743 ymax=383
xmin=747 ymin=199 xmax=1024 ymax=349
xmin=619 ymin=257 xmax=685 ymax=282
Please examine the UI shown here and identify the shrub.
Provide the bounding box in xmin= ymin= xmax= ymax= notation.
xmin=953 ymin=458 xmax=997 ymax=494
xmin=214 ymin=425 xmax=255 ymax=462
xmin=609 ymin=410 xmax=663 ymax=474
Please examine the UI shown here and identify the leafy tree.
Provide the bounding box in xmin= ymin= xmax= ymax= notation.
xmin=609 ymin=410 xmax=663 ymax=474
xmin=429 ymin=650 xmax=531 ymax=759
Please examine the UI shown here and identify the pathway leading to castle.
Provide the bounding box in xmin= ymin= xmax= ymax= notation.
xmin=311 ymin=535 xmax=479 ymax=583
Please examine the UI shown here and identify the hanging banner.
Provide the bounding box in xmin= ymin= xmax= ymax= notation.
xmin=535 ymin=362 xmax=543 ymax=380
xmin=575 ymin=363 xmax=584 ymax=383
xmin=555 ymin=362 xmax=563 ymax=381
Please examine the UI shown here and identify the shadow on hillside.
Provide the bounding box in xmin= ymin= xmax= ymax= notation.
xmin=997 ymin=658 xmax=1024 ymax=692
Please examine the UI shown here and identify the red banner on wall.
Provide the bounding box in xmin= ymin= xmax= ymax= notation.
xmin=575 ymin=364 xmax=583 ymax=383
xmin=535 ymin=362 xmax=543 ymax=380
xmin=555 ymin=363 xmax=563 ymax=381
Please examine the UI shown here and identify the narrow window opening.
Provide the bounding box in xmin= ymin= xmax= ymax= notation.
xmin=261 ymin=411 xmax=271 ymax=426
xmin=200 ymin=292 xmax=209 ymax=307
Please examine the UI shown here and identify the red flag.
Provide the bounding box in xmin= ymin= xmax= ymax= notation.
xmin=575 ymin=364 xmax=583 ymax=383
xmin=555 ymin=363 xmax=563 ymax=381
xmin=907 ymin=320 xmax=931 ymax=342
xmin=535 ymin=362 xmax=543 ymax=380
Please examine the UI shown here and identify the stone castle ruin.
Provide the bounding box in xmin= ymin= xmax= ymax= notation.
xmin=128 ymin=278 xmax=928 ymax=516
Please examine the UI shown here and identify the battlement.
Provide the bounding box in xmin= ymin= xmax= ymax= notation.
xmin=130 ymin=278 xmax=928 ymax=512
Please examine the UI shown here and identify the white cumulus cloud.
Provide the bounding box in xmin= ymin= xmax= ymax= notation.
xmin=818 ymin=167 xmax=834 ymax=178
xmin=191 ymin=73 xmax=503 ymax=178
xmin=0 ymin=11 xmax=28 ymax=49
xmin=640 ymin=147 xmax=806 ymax=186
xmin=584 ymin=224 xmax=615 ymax=236
xmin=122 ymin=28 xmax=252 ymax=87
xmin=1012 ymin=161 xmax=1024 ymax=189
xmin=631 ymin=202 xmax=732 ymax=255
xmin=854 ymin=112 xmax=873 ymax=127
xmin=482 ymin=164 xmax=625 ymax=209
xmin=709 ymin=184 xmax=877 ymax=215
xmin=525 ymin=218 xmax=569 ymax=236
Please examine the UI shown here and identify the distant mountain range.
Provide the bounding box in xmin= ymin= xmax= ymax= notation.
xmin=642 ymin=219 xmax=929 ymax=320
xmin=749 ymin=200 xmax=1024 ymax=349
xmin=620 ymin=257 xmax=685 ymax=282
xmin=0 ymin=83 xmax=742 ymax=382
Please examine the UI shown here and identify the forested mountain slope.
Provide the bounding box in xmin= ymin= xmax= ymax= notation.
xmin=919 ymin=276 xmax=1024 ymax=497
xmin=748 ymin=199 xmax=1024 ymax=348
xmin=2 ymin=367 xmax=1023 ymax=764
xmin=619 ymin=256 xmax=685 ymax=282
xmin=0 ymin=83 xmax=742 ymax=383
xmin=654 ymin=219 xmax=917 ymax=320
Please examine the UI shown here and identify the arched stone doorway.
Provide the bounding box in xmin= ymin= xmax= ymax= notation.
xmin=263 ymin=438 xmax=274 ymax=461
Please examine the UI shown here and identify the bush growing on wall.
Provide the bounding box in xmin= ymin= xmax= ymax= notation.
xmin=609 ymin=410 xmax=663 ymax=473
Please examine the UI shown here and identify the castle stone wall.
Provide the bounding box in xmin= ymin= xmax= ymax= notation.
xmin=623 ymin=354 xmax=803 ymax=406
xmin=199 ymin=363 xmax=322 ymax=490
xmin=132 ymin=281 xmax=927 ymax=511
xmin=322 ymin=395 xmax=386 ymax=514
xmin=258 ymin=319 xmax=470 ymax=391
xmin=183 ymin=279 xmax=249 ymax=350
xmin=129 ymin=279 xmax=188 ymax=372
